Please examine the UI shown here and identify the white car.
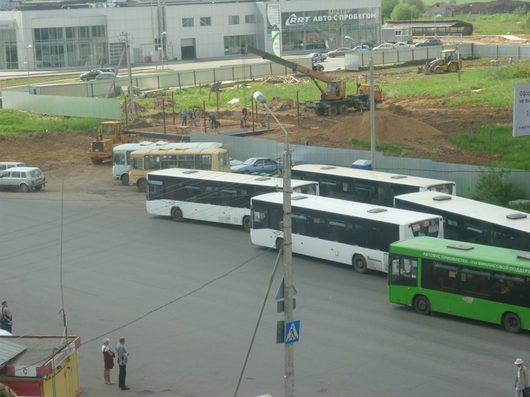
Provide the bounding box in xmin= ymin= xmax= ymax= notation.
xmin=394 ymin=41 xmax=412 ymax=48
xmin=373 ymin=43 xmax=396 ymax=51
xmin=307 ymin=52 xmax=327 ymax=62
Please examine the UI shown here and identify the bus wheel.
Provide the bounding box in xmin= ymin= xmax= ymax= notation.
xmin=242 ymin=216 xmax=251 ymax=232
xmin=19 ymin=183 xmax=29 ymax=193
xmin=352 ymin=255 xmax=367 ymax=273
xmin=137 ymin=179 xmax=147 ymax=192
xmin=171 ymin=208 xmax=183 ymax=222
xmin=275 ymin=238 xmax=284 ymax=251
xmin=414 ymin=295 xmax=431 ymax=315
xmin=121 ymin=174 xmax=129 ymax=186
xmin=502 ymin=312 xmax=521 ymax=333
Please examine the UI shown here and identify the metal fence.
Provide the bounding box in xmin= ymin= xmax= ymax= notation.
xmin=191 ymin=133 xmax=530 ymax=199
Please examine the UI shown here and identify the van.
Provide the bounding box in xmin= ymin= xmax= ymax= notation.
xmin=0 ymin=166 xmax=46 ymax=192
xmin=0 ymin=161 xmax=25 ymax=171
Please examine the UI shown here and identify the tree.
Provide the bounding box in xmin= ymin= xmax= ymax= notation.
xmin=390 ymin=3 xmax=421 ymax=21
xmin=382 ymin=0 xmax=400 ymax=19
xmin=402 ymin=0 xmax=425 ymax=14
xmin=472 ymin=170 xmax=524 ymax=207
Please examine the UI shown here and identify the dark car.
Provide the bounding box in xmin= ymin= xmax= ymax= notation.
xmin=415 ymin=38 xmax=443 ymax=47
xmin=80 ymin=67 xmax=116 ymax=81
xmin=326 ymin=47 xmax=355 ymax=58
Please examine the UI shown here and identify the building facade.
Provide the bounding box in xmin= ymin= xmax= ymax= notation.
xmin=0 ymin=0 xmax=380 ymax=71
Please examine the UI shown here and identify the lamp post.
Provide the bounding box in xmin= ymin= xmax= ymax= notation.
xmin=26 ymin=44 xmax=32 ymax=94
xmin=253 ymin=90 xmax=294 ymax=397
xmin=161 ymin=31 xmax=166 ymax=68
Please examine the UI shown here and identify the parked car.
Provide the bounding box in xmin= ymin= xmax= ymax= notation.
xmin=79 ymin=67 xmax=116 ymax=81
xmin=95 ymin=72 xmax=116 ymax=80
xmin=230 ymin=157 xmax=282 ymax=174
xmin=394 ymin=41 xmax=412 ymax=48
xmin=0 ymin=161 xmax=25 ymax=171
xmin=307 ymin=52 xmax=327 ymax=62
xmin=326 ymin=47 xmax=355 ymax=57
xmin=352 ymin=44 xmax=371 ymax=52
xmin=415 ymin=38 xmax=443 ymax=47
xmin=372 ymin=42 xmax=396 ymax=51
xmin=0 ymin=166 xmax=46 ymax=192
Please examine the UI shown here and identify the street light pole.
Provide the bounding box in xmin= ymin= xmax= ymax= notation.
xmin=253 ymin=91 xmax=294 ymax=397
xmin=26 ymin=44 xmax=32 ymax=94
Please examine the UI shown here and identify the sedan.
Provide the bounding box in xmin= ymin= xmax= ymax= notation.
xmin=394 ymin=41 xmax=412 ymax=48
xmin=352 ymin=44 xmax=371 ymax=51
xmin=307 ymin=52 xmax=327 ymax=62
xmin=415 ymin=38 xmax=443 ymax=47
xmin=326 ymin=47 xmax=354 ymax=57
xmin=372 ymin=43 xmax=395 ymax=51
xmin=80 ymin=67 xmax=116 ymax=81
xmin=230 ymin=157 xmax=282 ymax=174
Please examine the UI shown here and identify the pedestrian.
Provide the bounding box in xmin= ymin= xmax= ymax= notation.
xmin=181 ymin=109 xmax=188 ymax=126
xmin=514 ymin=358 xmax=529 ymax=397
xmin=189 ymin=108 xmax=196 ymax=127
xmin=101 ymin=337 xmax=115 ymax=385
xmin=0 ymin=301 xmax=12 ymax=333
xmin=116 ymin=337 xmax=130 ymax=390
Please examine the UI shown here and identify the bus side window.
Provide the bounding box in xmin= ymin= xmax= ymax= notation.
xmin=390 ymin=256 xmax=417 ymax=286
xmin=252 ymin=205 xmax=268 ymax=229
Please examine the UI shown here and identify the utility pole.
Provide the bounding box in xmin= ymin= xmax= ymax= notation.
xmin=120 ymin=32 xmax=136 ymax=119
xmin=369 ymin=53 xmax=376 ymax=168
xmin=253 ymin=91 xmax=295 ymax=397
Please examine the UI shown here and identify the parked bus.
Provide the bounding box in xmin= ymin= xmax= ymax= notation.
xmin=112 ymin=141 xmax=166 ymax=185
xmin=130 ymin=143 xmax=229 ymax=191
xmin=250 ymin=192 xmax=443 ymax=273
xmin=146 ymin=168 xmax=319 ymax=231
xmin=291 ymin=164 xmax=456 ymax=207
xmin=394 ymin=191 xmax=530 ymax=251
xmin=388 ymin=236 xmax=530 ymax=333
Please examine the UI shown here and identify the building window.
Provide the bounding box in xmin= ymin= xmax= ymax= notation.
xmin=224 ymin=34 xmax=256 ymax=55
xmin=200 ymin=17 xmax=211 ymax=26
xmin=245 ymin=15 xmax=256 ymax=24
xmin=228 ymin=15 xmax=240 ymax=25
xmin=182 ymin=18 xmax=194 ymax=27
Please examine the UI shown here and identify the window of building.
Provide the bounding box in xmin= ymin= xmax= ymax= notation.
xmin=200 ymin=17 xmax=211 ymax=26
xmin=245 ymin=15 xmax=256 ymax=24
xmin=223 ymin=34 xmax=256 ymax=55
xmin=182 ymin=18 xmax=194 ymax=27
xmin=228 ymin=15 xmax=240 ymax=25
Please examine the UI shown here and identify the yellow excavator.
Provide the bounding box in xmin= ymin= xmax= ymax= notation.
xmin=420 ymin=49 xmax=462 ymax=74
xmin=247 ymin=46 xmax=381 ymax=116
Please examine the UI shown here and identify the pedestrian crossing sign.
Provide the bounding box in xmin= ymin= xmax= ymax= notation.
xmin=284 ymin=320 xmax=300 ymax=345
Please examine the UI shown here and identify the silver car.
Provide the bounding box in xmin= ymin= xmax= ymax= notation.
xmin=0 ymin=161 xmax=25 ymax=171
xmin=0 ymin=166 xmax=46 ymax=192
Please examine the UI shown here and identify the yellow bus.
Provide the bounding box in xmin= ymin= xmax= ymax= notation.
xmin=129 ymin=145 xmax=230 ymax=191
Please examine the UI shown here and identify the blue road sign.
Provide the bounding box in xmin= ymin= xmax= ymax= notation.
xmin=284 ymin=320 xmax=300 ymax=345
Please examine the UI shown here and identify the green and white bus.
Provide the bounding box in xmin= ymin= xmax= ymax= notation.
xmin=388 ymin=236 xmax=530 ymax=333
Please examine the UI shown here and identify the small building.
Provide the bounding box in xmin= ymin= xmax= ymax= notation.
xmin=383 ymin=20 xmax=473 ymax=38
xmin=0 ymin=336 xmax=81 ymax=397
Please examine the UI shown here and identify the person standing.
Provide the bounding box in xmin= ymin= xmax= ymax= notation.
xmin=514 ymin=358 xmax=529 ymax=397
xmin=0 ymin=301 xmax=12 ymax=333
xmin=101 ymin=337 xmax=115 ymax=385
xmin=181 ymin=109 xmax=188 ymax=126
xmin=116 ymin=337 xmax=129 ymax=390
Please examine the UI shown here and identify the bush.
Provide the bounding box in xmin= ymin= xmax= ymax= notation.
xmin=472 ymin=169 xmax=524 ymax=206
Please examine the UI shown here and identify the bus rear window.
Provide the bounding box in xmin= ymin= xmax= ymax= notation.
xmin=410 ymin=219 xmax=439 ymax=237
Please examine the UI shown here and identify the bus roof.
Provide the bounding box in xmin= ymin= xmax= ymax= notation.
xmin=113 ymin=141 xmax=167 ymax=152
xmin=131 ymin=145 xmax=227 ymax=156
xmin=252 ymin=192 xmax=443 ymax=224
xmin=394 ymin=191 xmax=530 ymax=233
xmin=292 ymin=164 xmax=455 ymax=189
xmin=390 ymin=236 xmax=530 ymax=277
xmin=147 ymin=168 xmax=318 ymax=189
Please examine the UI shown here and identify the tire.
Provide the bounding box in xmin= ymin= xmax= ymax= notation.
xmin=414 ymin=295 xmax=431 ymax=315
xmin=34 ymin=185 xmax=43 ymax=191
xmin=275 ymin=238 xmax=284 ymax=251
xmin=242 ymin=216 xmax=251 ymax=232
xmin=91 ymin=158 xmax=103 ymax=165
xmin=502 ymin=312 xmax=521 ymax=333
xmin=171 ymin=207 xmax=184 ymax=222
xmin=449 ymin=63 xmax=458 ymax=72
xmin=327 ymin=106 xmax=338 ymax=117
xmin=137 ymin=179 xmax=147 ymax=192
xmin=121 ymin=174 xmax=129 ymax=186
xmin=19 ymin=183 xmax=29 ymax=193
xmin=339 ymin=104 xmax=348 ymax=114
xmin=352 ymin=255 xmax=367 ymax=273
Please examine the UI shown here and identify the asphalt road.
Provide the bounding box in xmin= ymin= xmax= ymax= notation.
xmin=0 ymin=178 xmax=527 ymax=397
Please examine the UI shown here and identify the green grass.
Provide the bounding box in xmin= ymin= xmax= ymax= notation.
xmin=0 ymin=110 xmax=100 ymax=136
xmin=450 ymin=124 xmax=530 ymax=169
xmin=424 ymin=0 xmax=492 ymax=4
xmin=456 ymin=13 xmax=528 ymax=35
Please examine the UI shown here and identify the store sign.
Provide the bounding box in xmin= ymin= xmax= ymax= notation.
xmin=285 ymin=12 xmax=377 ymax=26
xmin=513 ymin=83 xmax=530 ymax=137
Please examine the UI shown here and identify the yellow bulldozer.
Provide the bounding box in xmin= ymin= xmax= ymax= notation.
xmin=419 ymin=49 xmax=462 ymax=74
xmin=87 ymin=121 xmax=136 ymax=164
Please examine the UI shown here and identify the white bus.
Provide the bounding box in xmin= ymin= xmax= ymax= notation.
xmin=394 ymin=190 xmax=530 ymax=251
xmin=146 ymin=168 xmax=319 ymax=231
xmin=251 ymin=192 xmax=444 ymax=273
xmin=291 ymin=164 xmax=456 ymax=207
xmin=112 ymin=141 xmax=167 ymax=185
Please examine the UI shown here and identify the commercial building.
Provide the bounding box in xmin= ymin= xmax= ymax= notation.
xmin=0 ymin=0 xmax=380 ymax=70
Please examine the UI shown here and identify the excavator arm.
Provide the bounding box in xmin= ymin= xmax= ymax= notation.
xmin=246 ymin=46 xmax=344 ymax=100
